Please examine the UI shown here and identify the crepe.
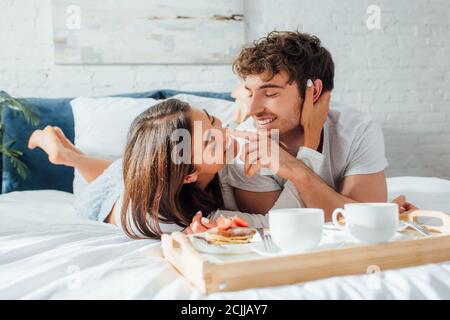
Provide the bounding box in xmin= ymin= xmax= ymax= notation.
xmin=204 ymin=226 xmax=256 ymax=245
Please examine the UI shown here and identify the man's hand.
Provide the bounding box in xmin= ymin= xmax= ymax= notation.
xmin=392 ymin=195 xmax=419 ymax=214
xmin=300 ymin=79 xmax=331 ymax=151
xmin=183 ymin=211 xmax=217 ymax=235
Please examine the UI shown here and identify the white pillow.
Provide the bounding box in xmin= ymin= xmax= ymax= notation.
xmin=71 ymin=94 xmax=237 ymax=195
xmin=71 ymin=96 xmax=158 ymax=195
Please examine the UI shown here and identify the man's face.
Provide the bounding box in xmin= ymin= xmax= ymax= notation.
xmin=244 ymin=71 xmax=302 ymax=134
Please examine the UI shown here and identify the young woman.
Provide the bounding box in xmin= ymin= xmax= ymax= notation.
xmin=28 ymin=98 xmax=248 ymax=239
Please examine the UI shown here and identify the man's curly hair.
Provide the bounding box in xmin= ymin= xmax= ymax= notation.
xmin=233 ymin=31 xmax=334 ymax=99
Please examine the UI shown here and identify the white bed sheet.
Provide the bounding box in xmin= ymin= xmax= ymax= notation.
xmin=1 ymin=177 xmax=449 ymax=299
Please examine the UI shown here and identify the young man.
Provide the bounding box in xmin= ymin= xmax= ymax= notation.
xmin=227 ymin=31 xmax=389 ymax=220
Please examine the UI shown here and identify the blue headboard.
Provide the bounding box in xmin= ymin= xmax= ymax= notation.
xmin=1 ymin=89 xmax=233 ymax=194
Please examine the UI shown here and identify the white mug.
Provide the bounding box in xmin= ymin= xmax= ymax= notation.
xmin=332 ymin=203 xmax=399 ymax=243
xmin=269 ymin=208 xmax=324 ymax=253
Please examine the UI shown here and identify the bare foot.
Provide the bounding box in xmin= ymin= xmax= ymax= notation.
xmin=28 ymin=126 xmax=73 ymax=165
xmin=53 ymin=126 xmax=83 ymax=155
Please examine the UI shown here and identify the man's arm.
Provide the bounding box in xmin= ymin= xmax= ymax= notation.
xmin=339 ymin=172 xmax=387 ymax=202
xmin=291 ymin=83 xmax=387 ymax=219
xmin=233 ymin=147 xmax=325 ymax=215
xmin=231 ymin=83 xmax=388 ymax=220
xmin=233 ymin=159 xmax=387 ymax=220
xmin=288 ymin=161 xmax=387 ymax=220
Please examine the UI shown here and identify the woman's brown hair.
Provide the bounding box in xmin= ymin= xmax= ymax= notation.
xmin=120 ymin=99 xmax=224 ymax=239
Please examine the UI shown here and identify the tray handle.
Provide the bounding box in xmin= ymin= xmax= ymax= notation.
xmin=161 ymin=231 xmax=207 ymax=292
xmin=169 ymin=231 xmax=204 ymax=261
xmin=404 ymin=210 xmax=450 ymax=234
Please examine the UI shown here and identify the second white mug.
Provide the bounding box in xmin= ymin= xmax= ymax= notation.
xmin=332 ymin=203 xmax=399 ymax=243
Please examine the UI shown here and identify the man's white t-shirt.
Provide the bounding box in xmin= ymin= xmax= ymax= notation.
xmin=227 ymin=103 xmax=389 ymax=194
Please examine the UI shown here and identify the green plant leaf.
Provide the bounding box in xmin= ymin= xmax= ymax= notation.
xmin=7 ymin=99 xmax=40 ymax=126
xmin=1 ymin=145 xmax=28 ymax=180
xmin=0 ymin=92 xmax=40 ymax=180
xmin=0 ymin=92 xmax=40 ymax=126
xmin=8 ymin=156 xmax=28 ymax=180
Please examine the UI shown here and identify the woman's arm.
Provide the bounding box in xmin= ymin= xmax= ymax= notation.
xmin=105 ymin=201 xmax=118 ymax=225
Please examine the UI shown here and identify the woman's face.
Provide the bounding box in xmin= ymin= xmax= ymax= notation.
xmin=188 ymin=107 xmax=238 ymax=177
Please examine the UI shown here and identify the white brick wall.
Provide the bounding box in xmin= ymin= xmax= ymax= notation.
xmin=1 ymin=0 xmax=449 ymax=178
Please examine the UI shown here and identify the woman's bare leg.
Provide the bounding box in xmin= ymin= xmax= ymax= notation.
xmin=28 ymin=126 xmax=113 ymax=183
xmin=68 ymin=154 xmax=113 ymax=183
xmin=53 ymin=126 xmax=84 ymax=155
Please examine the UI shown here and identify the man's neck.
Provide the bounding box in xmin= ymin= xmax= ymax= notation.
xmin=279 ymin=126 xmax=304 ymax=156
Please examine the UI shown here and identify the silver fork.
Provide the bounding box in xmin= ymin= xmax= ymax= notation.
xmin=402 ymin=221 xmax=432 ymax=237
xmin=256 ymin=228 xmax=278 ymax=253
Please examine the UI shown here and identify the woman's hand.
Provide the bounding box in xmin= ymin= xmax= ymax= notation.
xmin=231 ymin=82 xmax=250 ymax=123
xmin=183 ymin=211 xmax=217 ymax=235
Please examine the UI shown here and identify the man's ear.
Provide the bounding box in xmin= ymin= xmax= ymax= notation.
xmin=184 ymin=171 xmax=199 ymax=184
xmin=312 ymin=79 xmax=323 ymax=103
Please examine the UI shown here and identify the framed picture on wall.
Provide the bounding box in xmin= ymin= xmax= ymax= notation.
xmin=52 ymin=0 xmax=245 ymax=64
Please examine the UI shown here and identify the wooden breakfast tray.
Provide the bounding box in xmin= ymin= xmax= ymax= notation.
xmin=161 ymin=210 xmax=450 ymax=294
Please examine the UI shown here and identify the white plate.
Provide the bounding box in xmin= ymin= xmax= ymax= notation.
xmin=324 ymin=222 xmax=409 ymax=232
xmin=189 ymin=232 xmax=261 ymax=255
xmin=250 ymin=234 xmax=344 ymax=257
xmin=250 ymin=240 xmax=281 ymax=257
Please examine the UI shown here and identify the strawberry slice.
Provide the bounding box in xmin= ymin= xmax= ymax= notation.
xmin=217 ymin=216 xmax=233 ymax=229
xmin=232 ymin=216 xmax=249 ymax=227
xmin=216 ymin=215 xmax=249 ymax=229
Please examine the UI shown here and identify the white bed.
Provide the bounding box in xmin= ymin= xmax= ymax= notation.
xmin=1 ymin=177 xmax=450 ymax=299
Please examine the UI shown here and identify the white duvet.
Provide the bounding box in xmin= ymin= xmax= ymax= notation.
xmin=1 ymin=177 xmax=450 ymax=299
